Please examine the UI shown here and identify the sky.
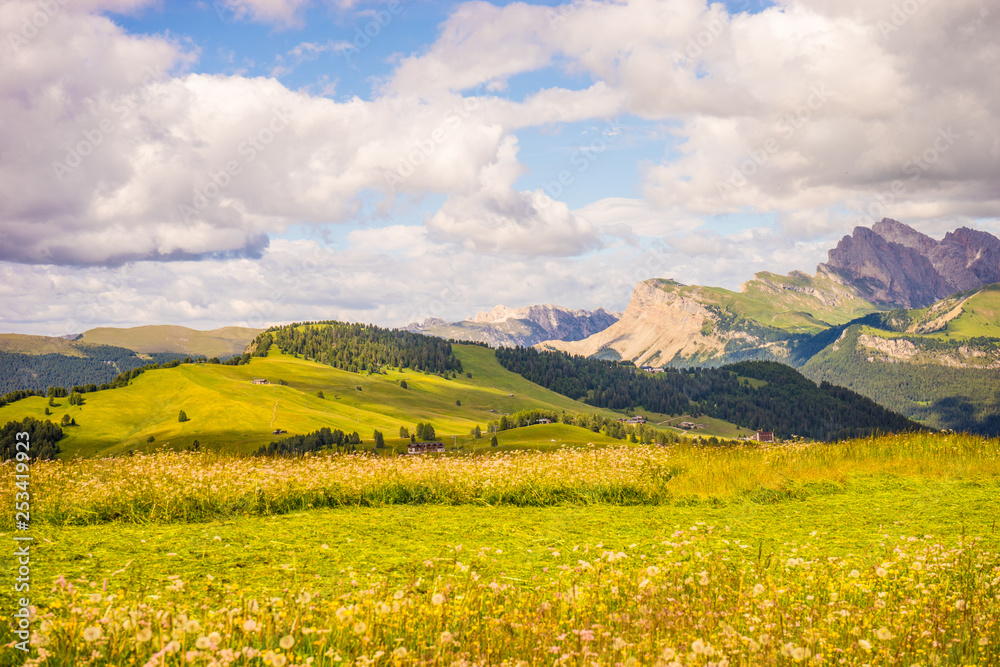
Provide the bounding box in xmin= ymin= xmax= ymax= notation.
xmin=1 ymin=0 xmax=998 ymax=336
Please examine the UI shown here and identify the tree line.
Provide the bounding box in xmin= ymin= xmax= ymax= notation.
xmin=257 ymin=322 xmax=463 ymax=375
xmin=1 ymin=417 xmax=63 ymax=461
xmin=495 ymin=347 xmax=921 ymax=441
xmin=256 ymin=427 xmax=363 ymax=456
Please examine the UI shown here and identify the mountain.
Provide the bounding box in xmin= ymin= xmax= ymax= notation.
xmin=798 ymin=283 xmax=1000 ymax=432
xmin=535 ymin=220 xmax=1000 ymax=434
xmin=407 ymin=304 xmax=619 ymax=347
xmin=540 ymin=270 xmax=876 ymax=366
xmin=821 ymin=219 xmax=1000 ymax=308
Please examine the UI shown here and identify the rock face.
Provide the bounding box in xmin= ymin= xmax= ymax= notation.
xmin=406 ymin=304 xmax=620 ymax=348
xmin=469 ymin=304 xmax=619 ymax=341
xmin=821 ymin=219 xmax=1000 ymax=307
xmin=538 ymin=280 xmax=782 ymax=366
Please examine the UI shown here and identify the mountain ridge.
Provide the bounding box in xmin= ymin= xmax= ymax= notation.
xmin=407 ymin=303 xmax=620 ymax=348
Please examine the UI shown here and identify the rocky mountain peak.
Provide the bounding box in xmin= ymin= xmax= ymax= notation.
xmin=820 ymin=219 xmax=1000 ymax=308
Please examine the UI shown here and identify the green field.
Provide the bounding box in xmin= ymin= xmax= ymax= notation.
xmin=0 ymin=345 xmax=632 ymax=457
xmin=3 ymin=434 xmax=999 ymax=665
xmin=77 ymin=325 xmax=263 ymax=358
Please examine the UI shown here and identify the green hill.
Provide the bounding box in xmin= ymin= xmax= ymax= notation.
xmin=78 ymin=325 xmax=262 ymax=357
xmin=0 ymin=333 xmax=85 ymax=356
xmin=796 ymin=285 xmax=1000 ymax=433
xmin=0 ymin=345 xmax=633 ymax=457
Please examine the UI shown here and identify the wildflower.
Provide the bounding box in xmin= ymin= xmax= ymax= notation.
xmin=791 ymin=646 xmax=808 ymax=662
xmin=646 ymin=566 xmax=660 ymax=576
xmin=280 ymin=635 xmax=295 ymax=649
xmin=613 ymin=637 xmax=627 ymax=650
xmin=185 ymin=619 xmax=200 ymax=633
xmin=859 ymin=639 xmax=872 ymax=651
xmin=911 ymin=561 xmax=923 ymax=571
xmin=88 ymin=593 xmax=102 ymax=603
xmin=83 ymin=626 xmax=102 ymax=642
xmin=692 ymin=639 xmax=706 ymax=654
xmin=979 ymin=637 xmax=989 ymax=646
xmin=955 ymin=599 xmax=967 ymax=611
xmin=165 ymin=640 xmax=181 ymax=653
xmin=243 ymin=619 xmax=257 ymax=632
xmin=353 ymin=621 xmax=367 ymax=634
xmin=392 ymin=647 xmax=408 ymax=658
xmin=136 ymin=627 xmax=153 ymax=643
xmin=432 ymin=593 xmax=445 ymax=605
xmin=876 ymin=627 xmax=894 ymax=641
xmin=875 ymin=567 xmax=888 ymax=578
xmin=849 ymin=569 xmax=860 ymax=578
xmin=752 ymin=583 xmax=765 ymax=597
xmin=196 ymin=636 xmax=211 ymax=649
xmin=208 ymin=632 xmax=221 ymax=644
xmin=440 ymin=631 xmax=454 ymax=644
xmin=698 ymin=571 xmax=710 ymax=586
xmin=662 ymin=648 xmax=676 ymax=660
xmin=273 ymin=655 xmax=288 ymax=667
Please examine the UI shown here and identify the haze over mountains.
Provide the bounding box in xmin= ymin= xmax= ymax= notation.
xmin=406 ymin=304 xmax=620 ymax=347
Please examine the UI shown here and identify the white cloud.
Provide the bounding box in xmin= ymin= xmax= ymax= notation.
xmin=1 ymin=0 xmax=998 ymax=334
xmin=426 ymin=136 xmax=603 ymax=256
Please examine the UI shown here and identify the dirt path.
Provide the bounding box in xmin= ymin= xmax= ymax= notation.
xmin=270 ymin=399 xmax=279 ymax=428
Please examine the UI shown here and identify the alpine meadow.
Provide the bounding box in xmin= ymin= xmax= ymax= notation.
xmin=2 ymin=1 xmax=1000 ymax=666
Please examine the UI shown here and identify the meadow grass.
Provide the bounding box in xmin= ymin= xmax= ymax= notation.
xmin=2 ymin=433 xmax=999 ymax=665
xmin=3 ymin=432 xmax=996 ymax=528
xmin=0 ymin=345 xmax=625 ymax=458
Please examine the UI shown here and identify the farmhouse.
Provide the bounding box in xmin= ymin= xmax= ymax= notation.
xmin=251 ymin=378 xmax=267 ymax=385
xmin=408 ymin=441 xmax=445 ymax=455
xmin=272 ymin=429 xmax=286 ymax=435
xmin=536 ymin=418 xmax=552 ymax=424
xmin=750 ymin=430 xmax=775 ymax=442
xmin=626 ymin=415 xmax=646 ymax=425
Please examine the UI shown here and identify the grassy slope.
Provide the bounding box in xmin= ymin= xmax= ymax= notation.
xmin=0 ymin=345 xmax=630 ymax=457
xmin=924 ymin=284 xmax=1000 ymax=339
xmin=663 ymin=272 xmax=877 ymax=336
xmin=79 ymin=325 xmax=263 ymax=357
xmin=801 ymin=326 xmax=1000 ymax=433
xmin=0 ymin=334 xmax=85 ymax=356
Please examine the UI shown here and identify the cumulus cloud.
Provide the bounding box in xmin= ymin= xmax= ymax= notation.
xmin=427 ymin=136 xmax=603 ymax=256
xmin=1 ymin=0 xmax=998 ymax=333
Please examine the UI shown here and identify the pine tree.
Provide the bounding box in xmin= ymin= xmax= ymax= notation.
xmin=490 ymin=434 xmax=498 ymax=447
xmin=178 ymin=410 xmax=188 ymax=422
xmin=373 ymin=430 xmax=385 ymax=449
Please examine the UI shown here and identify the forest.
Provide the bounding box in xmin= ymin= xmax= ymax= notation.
xmin=261 ymin=322 xmax=463 ymax=375
xmin=801 ymin=326 xmax=1000 ymax=434
xmin=0 ymin=417 xmax=64 ymax=461
xmin=256 ymin=427 xmax=363 ymax=456
xmin=0 ymin=345 xmax=155 ymax=394
xmin=495 ymin=347 xmax=921 ymax=441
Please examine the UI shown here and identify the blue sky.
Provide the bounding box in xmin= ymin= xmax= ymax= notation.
xmin=0 ymin=0 xmax=996 ymax=333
